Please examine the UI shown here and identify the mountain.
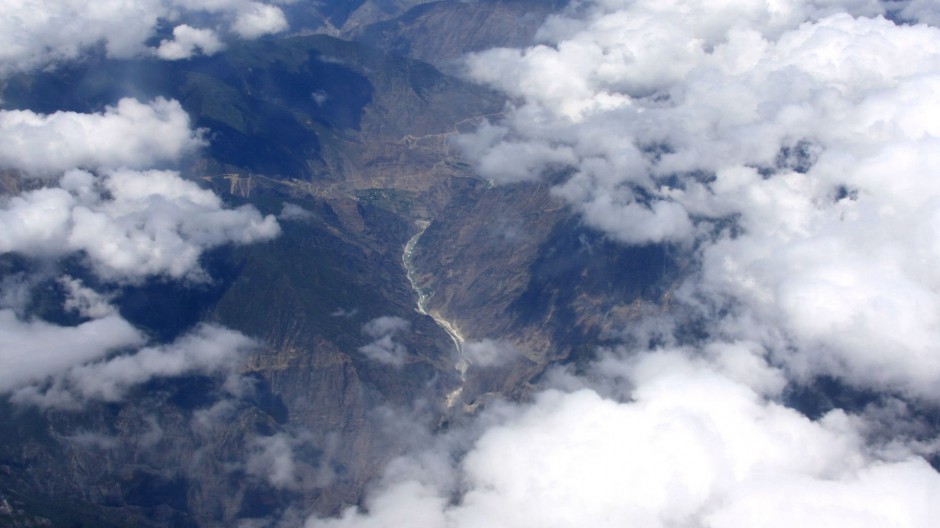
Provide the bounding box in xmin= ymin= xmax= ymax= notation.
xmin=0 ymin=6 xmax=671 ymax=526
xmin=5 ymin=1 xmax=940 ymax=527
xmin=347 ymin=0 xmax=568 ymax=70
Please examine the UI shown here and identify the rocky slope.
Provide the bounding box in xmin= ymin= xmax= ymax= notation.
xmin=348 ymin=0 xmax=569 ymax=71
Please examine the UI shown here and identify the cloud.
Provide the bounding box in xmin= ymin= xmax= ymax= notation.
xmin=0 ymin=98 xmax=205 ymax=176
xmin=0 ymin=0 xmax=289 ymax=73
xmin=246 ymin=433 xmax=301 ymax=489
xmin=231 ymin=2 xmax=289 ymax=39
xmin=358 ymin=316 xmax=411 ymax=367
xmin=0 ymin=168 xmax=279 ymax=281
xmin=462 ymin=339 xmax=521 ymax=368
xmin=310 ymin=352 xmax=940 ymax=528
xmin=0 ymin=90 xmax=278 ymax=409
xmin=0 ymin=308 xmax=144 ymax=394
xmin=12 ymin=323 xmax=257 ymax=408
xmin=155 ymin=24 xmax=225 ymax=60
xmin=279 ymin=202 xmax=315 ymax=221
xmin=60 ymin=276 xmax=116 ymax=319
xmin=456 ymin=1 xmax=940 ymax=402
xmin=0 ymin=275 xmax=251 ymax=410
xmin=0 ymin=98 xmax=280 ymax=281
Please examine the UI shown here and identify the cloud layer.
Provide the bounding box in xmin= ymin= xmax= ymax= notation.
xmin=12 ymin=323 xmax=257 ymax=408
xmin=456 ymin=0 xmax=940 ymax=402
xmin=307 ymin=1 xmax=940 ymax=526
xmin=312 ymin=352 xmax=940 ymax=528
xmin=0 ymin=91 xmax=277 ymax=406
xmin=0 ymin=98 xmax=205 ymax=176
xmin=0 ymin=0 xmax=289 ymax=71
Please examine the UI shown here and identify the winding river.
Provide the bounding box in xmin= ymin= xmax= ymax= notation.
xmin=402 ymin=220 xmax=469 ymax=407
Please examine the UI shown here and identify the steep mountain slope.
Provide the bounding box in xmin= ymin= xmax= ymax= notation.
xmin=349 ymin=0 xmax=568 ymax=70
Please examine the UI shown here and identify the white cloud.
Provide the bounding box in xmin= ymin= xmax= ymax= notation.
xmin=12 ymin=323 xmax=257 ymax=407
xmin=310 ymin=352 xmax=940 ymax=528
xmin=246 ymin=433 xmax=301 ymax=489
xmin=155 ymin=24 xmax=225 ymax=60
xmin=456 ymin=1 xmax=940 ymax=402
xmin=0 ymin=273 xmax=36 ymax=313
xmin=231 ymin=2 xmax=288 ymax=39
xmin=304 ymin=4 xmax=940 ymax=526
xmin=358 ymin=316 xmax=411 ymax=367
xmin=61 ymin=276 xmax=116 ymax=319
xmin=0 ymin=98 xmax=205 ymax=176
xmin=0 ymin=309 xmax=144 ymax=393
xmin=0 ymin=0 xmax=288 ymax=72
xmin=245 ymin=429 xmax=341 ymax=492
xmin=279 ymin=202 xmax=315 ymax=221
xmin=0 ymin=168 xmax=280 ymax=281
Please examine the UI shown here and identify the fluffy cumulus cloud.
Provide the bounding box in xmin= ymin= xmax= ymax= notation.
xmin=0 ymin=0 xmax=289 ymax=72
xmin=0 ymin=177 xmax=270 ymax=405
xmin=0 ymin=98 xmax=205 ymax=175
xmin=0 ymin=168 xmax=279 ymax=281
xmin=231 ymin=1 xmax=289 ymax=39
xmin=456 ymin=0 xmax=940 ymax=403
xmin=310 ymin=352 xmax=940 ymax=528
xmin=0 ymin=33 xmax=280 ymax=408
xmin=0 ymin=98 xmax=279 ymax=281
xmin=155 ymin=24 xmax=225 ymax=60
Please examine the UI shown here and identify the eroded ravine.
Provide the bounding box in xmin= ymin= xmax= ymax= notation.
xmin=402 ymin=220 xmax=470 ymax=407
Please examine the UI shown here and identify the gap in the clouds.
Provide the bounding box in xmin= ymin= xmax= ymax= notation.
xmin=237 ymin=482 xmax=296 ymax=521
xmin=652 ymin=169 xmax=716 ymax=194
xmin=774 ymin=139 xmax=821 ymax=175
xmin=116 ymin=246 xmax=244 ymax=343
xmin=833 ymin=184 xmax=859 ymax=202
xmin=314 ymin=0 xmax=375 ymax=29
xmin=706 ymin=211 xmax=745 ymax=240
xmin=748 ymin=140 xmax=822 ymax=179
xmin=122 ymin=470 xmax=191 ymax=513
xmin=510 ymin=216 xmax=680 ymax=359
xmin=244 ymin=373 xmax=291 ymax=425
xmin=4 ymin=254 xmax=100 ymax=325
xmin=784 ymin=373 xmax=940 ymax=458
xmin=784 ymin=374 xmax=883 ymax=420
xmin=144 ymin=19 xmax=179 ymax=50
xmin=639 ymin=141 xmax=676 ymax=164
xmin=0 ymin=370 xmax=298 ymax=522
xmin=0 ymin=55 xmax=133 ymax=114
